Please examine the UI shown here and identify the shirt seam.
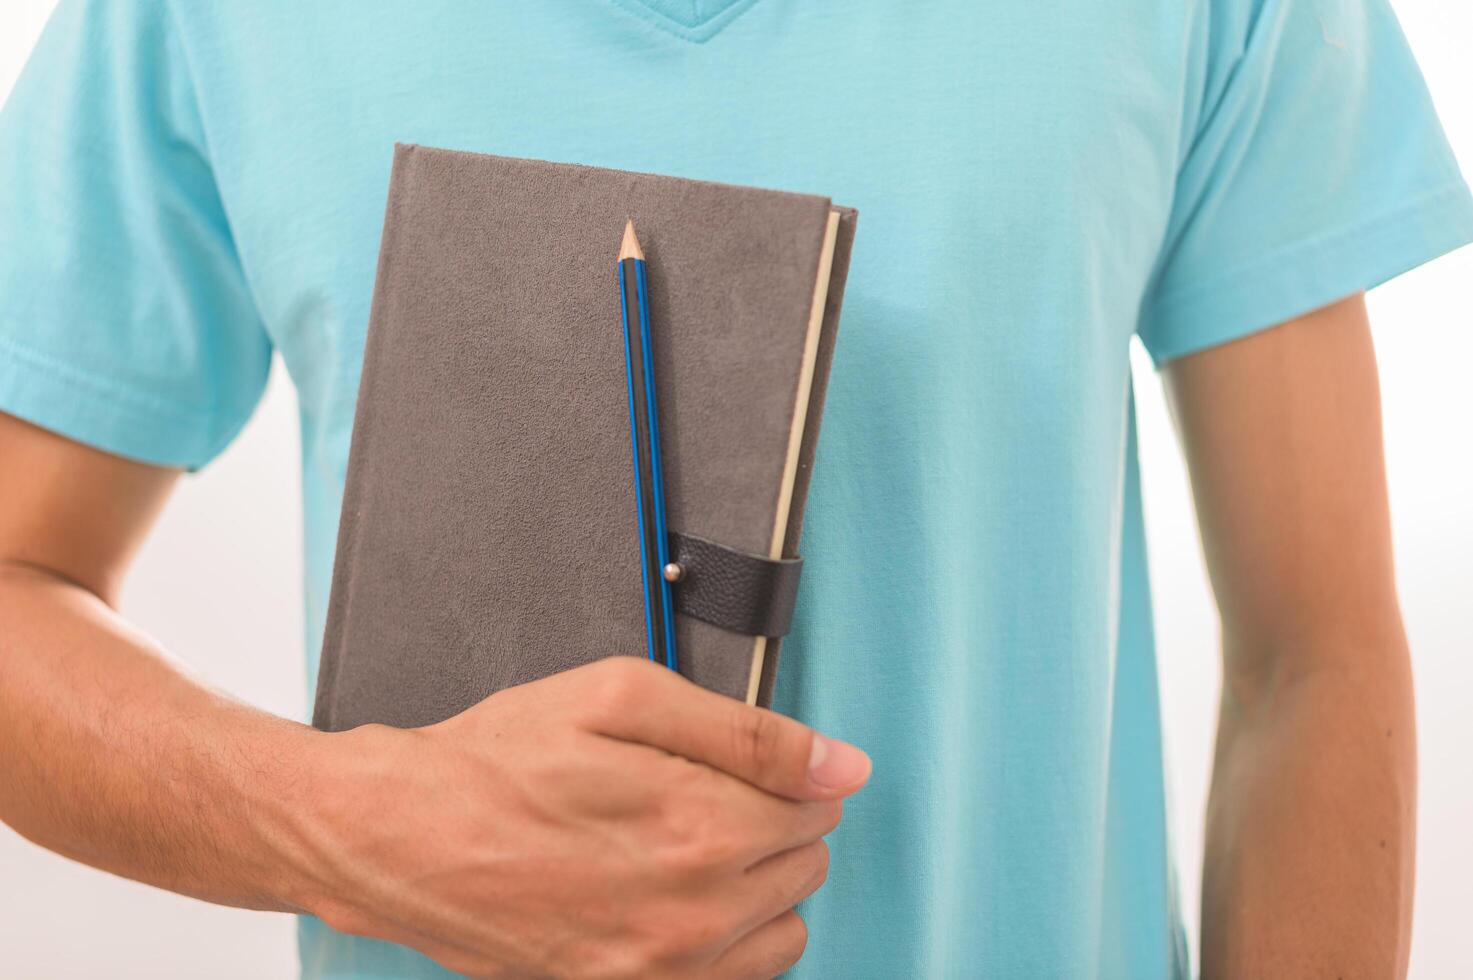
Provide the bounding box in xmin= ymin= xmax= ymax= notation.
xmin=0 ymin=332 xmax=212 ymax=422
xmin=158 ymin=0 xmax=218 ymax=166
xmin=1140 ymin=180 xmax=1473 ymax=365
xmin=1148 ymin=181 xmax=1470 ymax=312
xmin=158 ymin=0 xmax=273 ymax=338
xmin=602 ymin=0 xmax=765 ymax=43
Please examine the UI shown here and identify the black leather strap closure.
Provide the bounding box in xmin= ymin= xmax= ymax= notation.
xmin=666 ymin=531 xmax=803 ymax=637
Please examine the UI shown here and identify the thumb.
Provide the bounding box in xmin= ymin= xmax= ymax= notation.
xmin=579 ymin=657 xmax=871 ymax=801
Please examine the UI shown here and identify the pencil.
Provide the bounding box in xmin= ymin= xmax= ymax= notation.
xmin=618 ymin=220 xmax=679 ymax=671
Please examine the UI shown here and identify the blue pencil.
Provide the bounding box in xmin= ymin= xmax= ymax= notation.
xmin=618 ymin=220 xmax=679 ymax=671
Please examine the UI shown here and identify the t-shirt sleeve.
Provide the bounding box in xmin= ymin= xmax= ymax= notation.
xmin=0 ymin=0 xmax=271 ymax=469
xmin=1137 ymin=0 xmax=1473 ymax=364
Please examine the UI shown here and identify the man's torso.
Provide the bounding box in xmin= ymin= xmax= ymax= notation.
xmin=169 ymin=2 xmax=1191 ymax=975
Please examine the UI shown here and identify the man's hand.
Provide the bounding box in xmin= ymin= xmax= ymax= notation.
xmin=298 ymin=657 xmax=869 ymax=978
xmin=0 ymin=413 xmax=868 ymax=980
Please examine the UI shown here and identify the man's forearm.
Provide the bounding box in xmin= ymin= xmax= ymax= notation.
xmin=0 ymin=560 xmax=326 ymax=912
xmin=1202 ymin=625 xmax=1417 ymax=979
xmin=0 ymin=557 xmax=867 ymax=976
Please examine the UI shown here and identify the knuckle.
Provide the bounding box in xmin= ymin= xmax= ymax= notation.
xmin=656 ymin=802 xmax=744 ymax=874
xmin=641 ymin=905 xmax=728 ymax=966
xmin=648 ymin=768 xmax=758 ymax=874
xmin=692 ymin=828 xmax=744 ymax=871
xmin=314 ymin=900 xmax=371 ymax=939
xmin=781 ymin=912 xmax=811 ymax=970
xmin=730 ymin=708 xmax=786 ymax=781
xmin=635 ymin=929 xmax=675 ymax=971
xmin=677 ymin=906 xmax=731 ymax=955
xmin=769 ymin=912 xmax=810 ymax=976
xmin=806 ymin=840 xmax=831 ymax=890
xmin=779 ymin=842 xmax=830 ymax=909
xmin=813 ymin=799 xmax=843 ymax=837
xmin=591 ymin=657 xmax=654 ymax=717
xmin=598 ymin=653 xmax=652 ymax=685
xmin=569 ymin=947 xmax=649 ymax=980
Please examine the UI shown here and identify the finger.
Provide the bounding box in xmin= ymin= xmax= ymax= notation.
xmin=656 ymin=764 xmax=844 ymax=871
xmin=710 ymin=771 xmax=842 ymax=862
xmin=726 ymin=840 xmax=829 ymax=937
xmin=709 ymin=910 xmax=809 ymax=980
xmin=578 ymin=657 xmax=871 ymax=801
xmin=734 ymin=794 xmax=843 ymax=863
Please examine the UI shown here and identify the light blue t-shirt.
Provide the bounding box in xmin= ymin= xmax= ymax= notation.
xmin=2 ymin=1 xmax=1470 ymax=976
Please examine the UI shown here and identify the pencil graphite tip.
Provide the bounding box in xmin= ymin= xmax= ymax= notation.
xmin=619 ymin=219 xmax=645 ymax=262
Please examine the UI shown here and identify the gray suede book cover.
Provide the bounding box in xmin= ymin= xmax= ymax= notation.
xmin=312 ymin=145 xmax=856 ymax=732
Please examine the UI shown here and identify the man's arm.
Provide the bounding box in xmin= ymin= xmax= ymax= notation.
xmin=0 ymin=414 xmax=870 ymax=978
xmin=0 ymin=416 xmax=321 ymax=910
xmin=1164 ymin=294 xmax=1416 ymax=978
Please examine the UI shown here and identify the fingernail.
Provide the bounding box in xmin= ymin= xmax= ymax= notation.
xmin=808 ymin=734 xmax=871 ymax=789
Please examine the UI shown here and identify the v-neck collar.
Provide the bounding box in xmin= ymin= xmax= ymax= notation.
xmin=608 ymin=0 xmax=765 ymax=42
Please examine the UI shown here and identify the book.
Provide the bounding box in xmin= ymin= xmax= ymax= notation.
xmin=312 ymin=145 xmax=857 ymax=731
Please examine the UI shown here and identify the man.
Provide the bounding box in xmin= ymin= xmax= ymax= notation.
xmin=0 ymin=0 xmax=1469 ymax=976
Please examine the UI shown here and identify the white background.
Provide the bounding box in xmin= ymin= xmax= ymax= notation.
xmin=1 ymin=2 xmax=1469 ymax=977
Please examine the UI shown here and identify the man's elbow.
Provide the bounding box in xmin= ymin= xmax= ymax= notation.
xmin=1219 ymin=596 xmax=1412 ymax=713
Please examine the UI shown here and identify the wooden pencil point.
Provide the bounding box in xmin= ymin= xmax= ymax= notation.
xmin=619 ymin=219 xmax=645 ymax=261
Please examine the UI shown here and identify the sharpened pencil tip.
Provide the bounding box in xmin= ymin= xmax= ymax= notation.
xmin=619 ymin=219 xmax=645 ymax=262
